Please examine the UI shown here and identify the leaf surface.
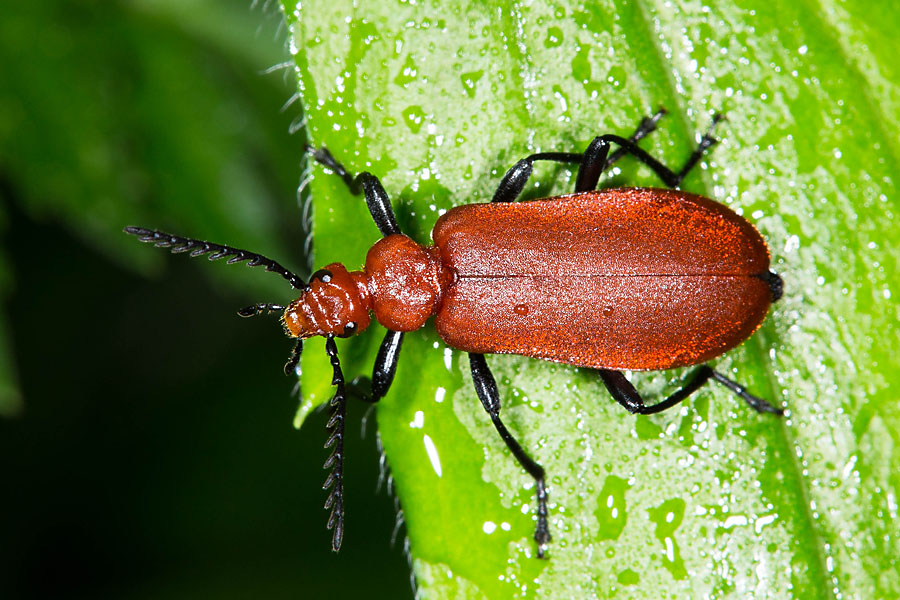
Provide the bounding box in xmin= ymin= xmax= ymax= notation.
xmin=284 ymin=1 xmax=900 ymax=597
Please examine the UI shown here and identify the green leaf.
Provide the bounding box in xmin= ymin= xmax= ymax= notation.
xmin=283 ymin=1 xmax=900 ymax=598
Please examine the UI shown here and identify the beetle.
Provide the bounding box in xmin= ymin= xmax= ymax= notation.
xmin=125 ymin=108 xmax=783 ymax=559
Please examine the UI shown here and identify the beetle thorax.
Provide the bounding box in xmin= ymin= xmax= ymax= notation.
xmin=365 ymin=234 xmax=453 ymax=332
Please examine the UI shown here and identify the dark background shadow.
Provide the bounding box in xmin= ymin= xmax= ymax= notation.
xmin=0 ymin=1 xmax=410 ymax=598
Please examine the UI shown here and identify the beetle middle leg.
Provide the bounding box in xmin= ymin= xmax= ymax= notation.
xmin=491 ymin=108 xmax=668 ymax=203
xmin=599 ymin=366 xmax=783 ymax=415
xmin=469 ymin=353 xmax=551 ymax=557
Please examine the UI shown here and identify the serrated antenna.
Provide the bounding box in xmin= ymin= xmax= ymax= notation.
xmin=124 ymin=226 xmax=306 ymax=290
xmin=322 ymin=335 xmax=346 ymax=552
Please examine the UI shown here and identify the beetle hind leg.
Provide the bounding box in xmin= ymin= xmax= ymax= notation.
xmin=672 ymin=113 xmax=724 ymax=184
xmin=574 ymin=107 xmax=671 ymax=192
xmin=469 ymin=353 xmax=551 ymax=557
xmin=599 ymin=367 xmax=783 ymax=415
xmin=604 ymin=108 xmax=668 ymax=167
xmin=580 ymin=113 xmax=725 ymax=190
xmin=491 ymin=108 xmax=668 ymax=202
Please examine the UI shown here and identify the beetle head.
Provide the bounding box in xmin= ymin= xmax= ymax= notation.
xmin=282 ymin=263 xmax=371 ymax=339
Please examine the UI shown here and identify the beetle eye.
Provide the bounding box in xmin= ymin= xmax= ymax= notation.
xmin=311 ymin=269 xmax=333 ymax=283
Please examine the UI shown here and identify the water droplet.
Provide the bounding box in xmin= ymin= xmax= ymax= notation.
xmin=595 ymin=475 xmax=629 ymax=540
xmin=544 ymin=26 xmax=564 ymax=48
xmin=647 ymin=498 xmax=688 ymax=579
xmin=402 ymin=105 xmax=426 ymax=133
xmin=460 ymin=70 xmax=483 ymax=99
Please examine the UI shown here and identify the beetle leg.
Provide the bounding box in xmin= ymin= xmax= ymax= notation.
xmin=469 ymin=353 xmax=551 ymax=557
xmin=598 ymin=366 xmax=783 ymax=415
xmin=604 ymin=107 xmax=668 ymax=167
xmin=284 ymin=338 xmax=303 ymax=376
xmin=491 ymin=151 xmax=583 ymax=203
xmin=585 ymin=114 xmax=725 ymax=189
xmin=322 ymin=335 xmax=347 ymax=552
xmin=573 ymin=138 xmax=612 ymax=192
xmin=706 ymin=369 xmax=784 ymax=414
xmin=671 ymin=113 xmax=724 ymax=184
xmin=306 ymin=146 xmax=401 ymax=237
xmin=492 ymin=108 xmax=668 ymax=202
xmin=368 ymin=330 xmax=404 ymax=403
xmin=575 ymin=108 xmax=670 ymax=191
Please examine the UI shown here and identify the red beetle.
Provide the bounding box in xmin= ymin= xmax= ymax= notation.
xmin=126 ymin=109 xmax=783 ymax=558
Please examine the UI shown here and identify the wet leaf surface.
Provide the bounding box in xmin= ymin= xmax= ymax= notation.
xmin=284 ymin=1 xmax=900 ymax=597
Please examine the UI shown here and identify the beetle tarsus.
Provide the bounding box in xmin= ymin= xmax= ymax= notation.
xmin=534 ymin=478 xmax=551 ymax=558
xmin=469 ymin=353 xmax=551 ymax=558
xmin=673 ymin=113 xmax=726 ymax=184
xmin=595 ymin=113 xmax=726 ymax=189
xmin=284 ymin=339 xmax=303 ymax=376
xmin=709 ymin=369 xmax=784 ymax=415
xmin=306 ymin=145 xmax=354 ymax=188
xmin=604 ymin=107 xmax=668 ymax=166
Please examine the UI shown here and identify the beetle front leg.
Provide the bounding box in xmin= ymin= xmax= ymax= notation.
xmin=307 ymin=146 xmax=401 ymax=237
xmin=599 ymin=366 xmax=783 ymax=415
xmin=368 ymin=330 xmax=404 ymax=403
xmin=469 ymin=353 xmax=551 ymax=557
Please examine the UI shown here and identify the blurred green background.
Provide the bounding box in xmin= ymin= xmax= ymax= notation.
xmin=0 ymin=1 xmax=409 ymax=597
